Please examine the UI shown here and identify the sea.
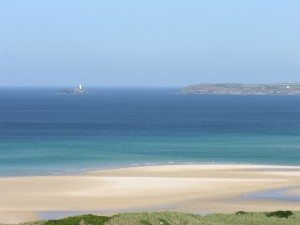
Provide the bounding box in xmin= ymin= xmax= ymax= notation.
xmin=1 ymin=87 xmax=300 ymax=177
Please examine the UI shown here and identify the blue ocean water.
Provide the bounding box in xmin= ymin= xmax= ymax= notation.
xmin=1 ymin=88 xmax=300 ymax=176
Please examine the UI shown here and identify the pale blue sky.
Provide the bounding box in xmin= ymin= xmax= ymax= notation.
xmin=0 ymin=0 xmax=299 ymax=87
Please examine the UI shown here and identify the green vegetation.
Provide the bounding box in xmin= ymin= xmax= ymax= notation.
xmin=44 ymin=215 xmax=110 ymax=225
xmin=181 ymin=83 xmax=300 ymax=95
xmin=5 ymin=211 xmax=300 ymax=225
xmin=265 ymin=211 xmax=294 ymax=219
xmin=235 ymin=211 xmax=247 ymax=215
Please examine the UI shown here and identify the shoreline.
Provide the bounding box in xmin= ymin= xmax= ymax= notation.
xmin=2 ymin=162 xmax=300 ymax=178
xmin=1 ymin=164 xmax=300 ymax=223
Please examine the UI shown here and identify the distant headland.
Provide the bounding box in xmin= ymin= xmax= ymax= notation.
xmin=57 ymin=84 xmax=90 ymax=94
xmin=182 ymin=83 xmax=300 ymax=95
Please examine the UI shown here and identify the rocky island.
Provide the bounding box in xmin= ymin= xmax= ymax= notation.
xmin=182 ymin=83 xmax=300 ymax=95
xmin=57 ymin=84 xmax=90 ymax=94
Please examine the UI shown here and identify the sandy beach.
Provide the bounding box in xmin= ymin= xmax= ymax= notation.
xmin=1 ymin=164 xmax=300 ymax=224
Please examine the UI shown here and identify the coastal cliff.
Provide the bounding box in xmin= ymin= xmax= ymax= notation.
xmin=182 ymin=83 xmax=300 ymax=95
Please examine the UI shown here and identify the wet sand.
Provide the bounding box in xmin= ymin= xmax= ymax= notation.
xmin=1 ymin=164 xmax=300 ymax=224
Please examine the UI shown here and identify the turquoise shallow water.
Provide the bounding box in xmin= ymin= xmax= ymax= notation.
xmin=1 ymin=88 xmax=300 ymax=176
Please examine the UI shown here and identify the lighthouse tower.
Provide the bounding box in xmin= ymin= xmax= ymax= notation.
xmin=74 ymin=84 xmax=87 ymax=94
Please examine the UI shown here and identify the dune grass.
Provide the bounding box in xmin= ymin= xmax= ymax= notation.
xmin=105 ymin=211 xmax=299 ymax=225
xmin=4 ymin=211 xmax=300 ymax=225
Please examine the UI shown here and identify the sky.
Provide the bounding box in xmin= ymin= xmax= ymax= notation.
xmin=0 ymin=0 xmax=300 ymax=87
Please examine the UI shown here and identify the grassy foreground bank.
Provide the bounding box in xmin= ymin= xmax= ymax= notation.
xmin=6 ymin=211 xmax=300 ymax=225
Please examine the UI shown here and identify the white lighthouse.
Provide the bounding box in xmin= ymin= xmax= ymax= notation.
xmin=74 ymin=84 xmax=88 ymax=94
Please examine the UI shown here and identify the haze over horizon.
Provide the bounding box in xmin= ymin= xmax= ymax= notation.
xmin=1 ymin=0 xmax=300 ymax=87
